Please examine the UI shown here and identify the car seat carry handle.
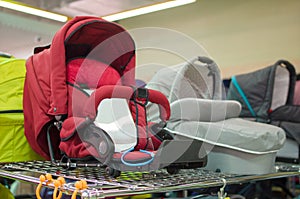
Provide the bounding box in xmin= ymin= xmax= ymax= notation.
xmin=196 ymin=56 xmax=222 ymax=100
xmin=197 ymin=56 xmax=214 ymax=65
xmin=147 ymin=88 xmax=170 ymax=122
xmin=84 ymin=85 xmax=170 ymax=122
xmin=84 ymin=85 xmax=133 ymax=118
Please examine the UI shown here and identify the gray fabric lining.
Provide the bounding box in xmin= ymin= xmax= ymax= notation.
xmin=168 ymin=118 xmax=285 ymax=154
xmin=271 ymin=66 xmax=289 ymax=110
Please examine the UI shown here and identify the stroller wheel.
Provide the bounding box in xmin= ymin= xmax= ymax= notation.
xmin=166 ymin=166 xmax=180 ymax=175
xmin=105 ymin=167 xmax=121 ymax=178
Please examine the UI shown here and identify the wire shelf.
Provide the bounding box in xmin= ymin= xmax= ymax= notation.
xmin=0 ymin=161 xmax=299 ymax=198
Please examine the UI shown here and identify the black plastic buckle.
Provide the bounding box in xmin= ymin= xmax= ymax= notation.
xmin=133 ymin=87 xmax=149 ymax=106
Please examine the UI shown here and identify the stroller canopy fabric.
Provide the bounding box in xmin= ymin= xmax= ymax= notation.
xmin=227 ymin=60 xmax=300 ymax=144
xmin=147 ymin=56 xmax=224 ymax=104
xmin=24 ymin=16 xmax=136 ymax=159
xmin=227 ymin=60 xmax=296 ymax=120
xmin=294 ymin=75 xmax=300 ymax=105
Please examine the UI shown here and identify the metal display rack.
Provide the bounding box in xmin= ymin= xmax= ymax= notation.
xmin=0 ymin=161 xmax=300 ymax=198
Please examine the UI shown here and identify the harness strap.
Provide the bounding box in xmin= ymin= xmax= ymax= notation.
xmin=131 ymin=86 xmax=153 ymax=150
xmin=231 ymin=76 xmax=256 ymax=117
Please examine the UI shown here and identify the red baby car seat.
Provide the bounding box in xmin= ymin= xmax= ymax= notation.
xmin=24 ymin=16 xmax=207 ymax=175
xmin=24 ymin=16 xmax=136 ymax=160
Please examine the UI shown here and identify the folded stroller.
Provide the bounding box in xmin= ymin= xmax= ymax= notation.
xmin=226 ymin=60 xmax=300 ymax=163
xmin=23 ymin=16 xmax=207 ymax=176
xmin=0 ymin=53 xmax=43 ymax=162
xmin=147 ymin=56 xmax=286 ymax=174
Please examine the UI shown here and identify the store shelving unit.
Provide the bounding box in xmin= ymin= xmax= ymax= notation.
xmin=0 ymin=161 xmax=299 ymax=198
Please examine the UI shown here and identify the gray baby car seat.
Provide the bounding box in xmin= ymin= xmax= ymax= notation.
xmin=147 ymin=56 xmax=286 ymax=174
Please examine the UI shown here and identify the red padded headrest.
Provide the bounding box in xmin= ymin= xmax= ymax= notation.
xmin=67 ymin=58 xmax=121 ymax=88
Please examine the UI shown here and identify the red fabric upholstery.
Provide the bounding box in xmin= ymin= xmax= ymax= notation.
xmin=148 ymin=89 xmax=170 ymax=121
xmin=24 ymin=16 xmax=170 ymax=161
xmin=60 ymin=85 xmax=170 ymax=159
xmin=67 ymin=58 xmax=121 ymax=88
xmin=112 ymin=151 xmax=157 ymax=161
xmin=24 ymin=16 xmax=136 ymax=160
xmin=59 ymin=117 xmax=99 ymax=158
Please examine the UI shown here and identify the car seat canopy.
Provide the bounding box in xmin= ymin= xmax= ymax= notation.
xmin=147 ymin=56 xmax=223 ymax=104
xmin=67 ymin=58 xmax=121 ymax=89
xmin=64 ymin=19 xmax=135 ymax=78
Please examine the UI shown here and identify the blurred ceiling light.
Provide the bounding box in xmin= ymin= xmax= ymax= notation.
xmin=102 ymin=0 xmax=196 ymax=21
xmin=0 ymin=0 xmax=68 ymax=22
